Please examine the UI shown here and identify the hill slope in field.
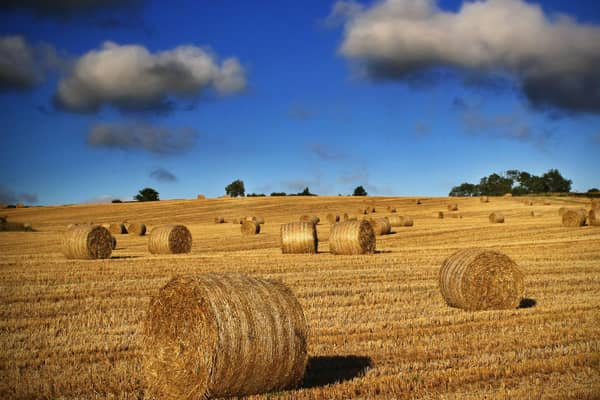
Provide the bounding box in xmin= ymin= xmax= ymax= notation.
xmin=1 ymin=195 xmax=599 ymax=399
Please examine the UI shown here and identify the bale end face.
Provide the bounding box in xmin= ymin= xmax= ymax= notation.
xmin=148 ymin=225 xmax=192 ymax=254
xmin=62 ymin=225 xmax=113 ymax=259
xmin=109 ymin=223 xmax=127 ymax=234
xmin=329 ymin=220 xmax=375 ymax=255
xmin=439 ymin=248 xmax=525 ymax=311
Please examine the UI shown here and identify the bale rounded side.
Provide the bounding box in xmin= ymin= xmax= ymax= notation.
xmin=326 ymin=213 xmax=340 ymax=224
xmin=214 ymin=216 xmax=225 ymax=224
xmin=241 ymin=220 xmax=260 ymax=235
xmin=142 ymin=274 xmax=308 ymax=399
xmin=589 ymin=209 xmax=600 ymax=226
xmin=329 ymin=220 xmax=375 ymax=255
xmin=369 ymin=218 xmax=391 ymax=235
xmin=280 ymin=222 xmax=318 ymax=254
xmin=439 ymin=248 xmax=524 ymax=311
xmin=62 ymin=225 xmax=113 ymax=259
xmin=109 ymin=223 xmax=127 ymax=234
xmin=562 ymin=209 xmax=587 ymax=227
xmin=148 ymin=225 xmax=192 ymax=254
xmin=489 ymin=212 xmax=505 ymax=223
xmin=128 ymin=222 xmax=147 ymax=236
xmin=299 ymin=215 xmax=319 ymax=225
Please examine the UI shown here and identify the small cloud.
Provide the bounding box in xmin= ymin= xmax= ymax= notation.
xmin=289 ymin=103 xmax=317 ymax=121
xmin=455 ymin=99 xmax=532 ymax=141
xmin=325 ymin=1 xmax=364 ymax=28
xmin=87 ymin=121 xmax=199 ymax=155
xmin=309 ymin=143 xmax=346 ymax=161
xmin=415 ymin=122 xmax=430 ymax=136
xmin=55 ymin=41 xmax=246 ymax=113
xmin=0 ymin=185 xmax=38 ymax=204
xmin=150 ymin=167 xmax=177 ymax=182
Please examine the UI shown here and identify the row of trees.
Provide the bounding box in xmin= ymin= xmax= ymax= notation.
xmin=449 ymin=169 xmax=572 ymax=197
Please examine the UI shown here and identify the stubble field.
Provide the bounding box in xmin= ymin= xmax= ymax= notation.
xmin=1 ymin=195 xmax=599 ymax=399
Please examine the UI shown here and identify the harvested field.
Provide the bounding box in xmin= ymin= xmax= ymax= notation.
xmin=0 ymin=195 xmax=599 ymax=399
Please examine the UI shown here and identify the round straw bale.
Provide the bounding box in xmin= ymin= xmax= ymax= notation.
xmin=589 ymin=209 xmax=600 ymax=226
xmin=489 ymin=212 xmax=505 ymax=223
xmin=558 ymin=207 xmax=567 ymax=216
xmin=0 ymin=216 xmax=6 ymax=223
xmin=15 ymin=203 xmax=24 ymax=208
xmin=387 ymin=215 xmax=413 ymax=227
xmin=389 ymin=207 xmax=396 ymax=213
xmin=530 ymin=211 xmax=541 ymax=217
xmin=127 ymin=222 xmax=146 ymax=236
xmin=369 ymin=217 xmax=391 ymax=235
xmin=253 ymin=216 xmax=265 ymax=224
xmin=280 ymin=222 xmax=318 ymax=254
xmin=299 ymin=215 xmax=319 ymax=225
xmin=359 ymin=208 xmax=368 ymax=215
xmin=437 ymin=211 xmax=444 ymax=219
xmin=111 ymin=235 xmax=117 ymax=250
xmin=439 ymin=248 xmax=525 ymax=311
xmin=241 ymin=220 xmax=260 ymax=235
xmin=480 ymin=196 xmax=489 ymax=203
xmin=214 ymin=216 xmax=225 ymax=224
xmin=504 ymin=193 xmax=512 ymax=197
xmin=326 ymin=213 xmax=340 ymax=224
xmin=196 ymin=194 xmax=206 ymax=200
xmin=343 ymin=213 xmax=349 ymax=221
xmin=329 ymin=220 xmax=375 ymax=255
xmin=447 ymin=212 xmax=462 ymax=219
xmin=371 ymin=207 xmax=376 ymax=213
xmin=148 ymin=225 xmax=192 ymax=254
xmin=447 ymin=203 xmax=458 ymax=211
xmin=62 ymin=225 xmax=113 ymax=259
xmin=562 ymin=209 xmax=587 ymax=227
xmin=142 ymin=274 xmax=308 ymax=399
xmin=109 ymin=223 xmax=127 ymax=234
xmin=416 ymin=199 xmax=422 ymax=205
xmin=543 ymin=200 xmax=551 ymax=205
xmin=591 ymin=199 xmax=600 ymax=209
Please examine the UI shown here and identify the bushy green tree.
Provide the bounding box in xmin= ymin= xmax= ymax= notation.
xmin=134 ymin=188 xmax=159 ymax=202
xmin=353 ymin=186 xmax=368 ymax=196
xmin=225 ymin=179 xmax=245 ymax=197
xmin=449 ymin=183 xmax=480 ymax=196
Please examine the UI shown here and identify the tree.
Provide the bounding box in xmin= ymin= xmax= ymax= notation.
xmin=479 ymin=173 xmax=513 ymax=196
xmin=353 ymin=186 xmax=368 ymax=196
xmin=588 ymin=188 xmax=599 ymax=193
xmin=134 ymin=188 xmax=159 ymax=202
xmin=449 ymin=183 xmax=480 ymax=197
xmin=297 ymin=187 xmax=315 ymax=196
xmin=542 ymin=169 xmax=572 ymax=193
xmin=270 ymin=192 xmax=287 ymax=196
xmin=225 ymin=179 xmax=245 ymax=197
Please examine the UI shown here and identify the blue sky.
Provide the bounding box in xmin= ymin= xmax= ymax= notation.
xmin=1 ymin=0 xmax=599 ymax=205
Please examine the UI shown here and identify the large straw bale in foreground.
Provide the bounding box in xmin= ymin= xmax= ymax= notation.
xmin=62 ymin=225 xmax=113 ymax=259
xmin=562 ymin=209 xmax=587 ymax=227
xmin=439 ymin=248 xmax=524 ymax=311
xmin=281 ymin=222 xmax=318 ymax=254
xmin=369 ymin=218 xmax=391 ymax=235
xmin=127 ymin=222 xmax=146 ymax=236
xmin=148 ymin=225 xmax=192 ymax=254
xmin=142 ymin=274 xmax=308 ymax=400
xmin=489 ymin=212 xmax=505 ymax=223
xmin=241 ymin=220 xmax=260 ymax=235
xmin=329 ymin=220 xmax=375 ymax=255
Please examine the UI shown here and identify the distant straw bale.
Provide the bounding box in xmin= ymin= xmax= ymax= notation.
xmin=489 ymin=212 xmax=505 ymax=223
xmin=389 ymin=207 xmax=396 ymax=213
xmin=447 ymin=203 xmax=458 ymax=211
xmin=62 ymin=225 xmax=112 ymax=259
xmin=387 ymin=215 xmax=413 ymax=227
xmin=142 ymin=273 xmax=308 ymax=399
xmin=503 ymin=193 xmax=512 ymax=197
xmin=241 ymin=220 xmax=260 ymax=235
xmin=369 ymin=218 xmax=391 ymax=235
xmin=299 ymin=215 xmax=320 ymax=225
xmin=280 ymin=222 xmax=318 ymax=254
xmin=591 ymin=199 xmax=600 ymax=210
xmin=439 ymin=248 xmax=525 ymax=311
xmin=109 ymin=223 xmax=127 ymax=234
xmin=329 ymin=220 xmax=375 ymax=255
xmin=416 ymin=199 xmax=422 ymax=205
xmin=543 ymin=200 xmax=551 ymax=205
xmin=562 ymin=209 xmax=587 ymax=227
xmin=15 ymin=203 xmax=24 ymax=208
xmin=437 ymin=211 xmax=444 ymax=219
xmin=343 ymin=213 xmax=349 ymax=221
xmin=0 ymin=216 xmax=6 ymax=223
xmin=326 ymin=213 xmax=340 ymax=224
xmin=214 ymin=216 xmax=225 ymax=224
xmin=530 ymin=211 xmax=541 ymax=217
xmin=359 ymin=208 xmax=368 ymax=215
xmin=480 ymin=196 xmax=489 ymax=203
xmin=589 ymin=209 xmax=600 ymax=226
xmin=447 ymin=213 xmax=462 ymax=219
xmin=127 ymin=222 xmax=146 ymax=236
xmin=196 ymin=194 xmax=206 ymax=200
xmin=558 ymin=207 xmax=567 ymax=216
xmin=148 ymin=225 xmax=192 ymax=254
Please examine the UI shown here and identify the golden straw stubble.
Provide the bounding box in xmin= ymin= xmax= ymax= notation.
xmin=142 ymin=273 xmax=308 ymax=400
xmin=148 ymin=225 xmax=192 ymax=254
xmin=241 ymin=220 xmax=260 ymax=235
xmin=280 ymin=222 xmax=318 ymax=254
xmin=329 ymin=220 xmax=376 ymax=255
xmin=62 ymin=225 xmax=113 ymax=259
xmin=439 ymin=248 xmax=525 ymax=311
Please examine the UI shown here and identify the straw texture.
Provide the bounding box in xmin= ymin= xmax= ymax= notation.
xmin=447 ymin=203 xmax=458 ymax=211
xmin=299 ymin=215 xmax=320 ymax=225
xmin=558 ymin=207 xmax=567 ymax=216
xmin=127 ymin=222 xmax=146 ymax=236
xmin=148 ymin=225 xmax=192 ymax=254
xmin=369 ymin=218 xmax=391 ymax=235
xmin=62 ymin=225 xmax=113 ymax=259
xmin=329 ymin=220 xmax=376 ymax=255
xmin=439 ymin=248 xmax=525 ymax=311
xmin=109 ymin=223 xmax=127 ymax=234
xmin=280 ymin=222 xmax=318 ymax=254
xmin=489 ymin=212 xmax=505 ymax=223
xmin=480 ymin=196 xmax=489 ymax=203
xmin=241 ymin=220 xmax=261 ymax=235
xmin=562 ymin=209 xmax=587 ymax=227
xmin=589 ymin=209 xmax=600 ymax=226
xmin=142 ymin=273 xmax=308 ymax=400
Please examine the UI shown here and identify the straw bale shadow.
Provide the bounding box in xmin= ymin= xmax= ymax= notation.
xmin=302 ymin=355 xmax=372 ymax=388
xmin=519 ymin=298 xmax=537 ymax=308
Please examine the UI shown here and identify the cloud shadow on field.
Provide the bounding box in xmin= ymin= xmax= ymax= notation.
xmin=519 ymin=298 xmax=537 ymax=309
xmin=302 ymin=355 xmax=372 ymax=388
